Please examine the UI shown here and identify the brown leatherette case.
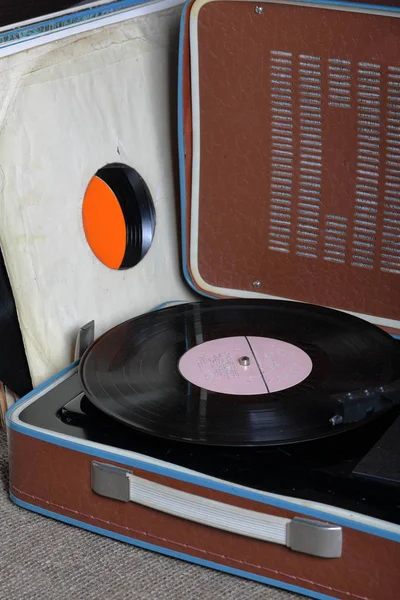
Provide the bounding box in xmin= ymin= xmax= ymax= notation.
xmin=7 ymin=4 xmax=400 ymax=600
xmin=8 ymin=428 xmax=400 ymax=600
xmin=182 ymin=0 xmax=400 ymax=333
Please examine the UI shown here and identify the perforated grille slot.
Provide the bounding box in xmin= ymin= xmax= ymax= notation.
xmin=382 ymin=66 xmax=400 ymax=274
xmin=328 ymin=58 xmax=351 ymax=109
xmin=266 ymin=51 xmax=400 ymax=278
xmin=324 ymin=215 xmax=347 ymax=263
xmin=351 ymin=62 xmax=381 ymax=269
xmin=296 ymin=55 xmax=322 ymax=259
xmin=268 ymin=50 xmax=294 ymax=253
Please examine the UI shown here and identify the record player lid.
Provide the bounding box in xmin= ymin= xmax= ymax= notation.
xmin=179 ymin=0 xmax=400 ymax=333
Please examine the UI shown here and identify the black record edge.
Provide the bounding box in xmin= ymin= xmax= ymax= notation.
xmin=0 ymin=246 xmax=32 ymax=397
xmin=96 ymin=163 xmax=156 ymax=270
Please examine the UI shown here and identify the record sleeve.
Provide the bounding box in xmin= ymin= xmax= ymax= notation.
xmin=0 ymin=0 xmax=195 ymax=387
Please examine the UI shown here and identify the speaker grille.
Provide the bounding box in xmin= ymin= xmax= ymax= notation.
xmin=194 ymin=2 xmax=400 ymax=322
xmin=267 ymin=50 xmax=400 ymax=276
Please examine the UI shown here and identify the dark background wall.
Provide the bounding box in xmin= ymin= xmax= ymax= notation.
xmin=0 ymin=1 xmax=79 ymax=27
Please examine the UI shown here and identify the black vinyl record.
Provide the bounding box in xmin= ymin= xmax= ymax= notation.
xmin=79 ymin=299 xmax=400 ymax=446
xmin=0 ymin=246 xmax=32 ymax=397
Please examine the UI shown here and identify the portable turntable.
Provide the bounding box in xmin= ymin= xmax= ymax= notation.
xmin=6 ymin=299 xmax=400 ymax=600
xmin=4 ymin=0 xmax=400 ymax=599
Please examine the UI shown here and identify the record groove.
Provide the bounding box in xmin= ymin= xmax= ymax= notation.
xmin=79 ymin=300 xmax=400 ymax=446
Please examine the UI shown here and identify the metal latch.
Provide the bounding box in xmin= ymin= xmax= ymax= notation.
xmin=91 ymin=461 xmax=130 ymax=502
xmin=75 ymin=320 xmax=95 ymax=361
xmin=287 ymin=517 xmax=342 ymax=558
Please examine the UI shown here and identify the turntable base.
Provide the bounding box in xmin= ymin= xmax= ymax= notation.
xmin=6 ymin=361 xmax=400 ymax=600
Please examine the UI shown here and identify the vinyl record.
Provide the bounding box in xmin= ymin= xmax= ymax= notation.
xmin=79 ymin=299 xmax=400 ymax=446
xmin=0 ymin=246 xmax=32 ymax=397
xmin=82 ymin=163 xmax=156 ymax=270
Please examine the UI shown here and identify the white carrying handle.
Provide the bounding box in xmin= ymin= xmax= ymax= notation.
xmin=128 ymin=471 xmax=288 ymax=545
xmin=91 ymin=461 xmax=342 ymax=558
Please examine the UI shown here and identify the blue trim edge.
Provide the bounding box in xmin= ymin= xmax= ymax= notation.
xmin=151 ymin=300 xmax=189 ymax=311
xmin=282 ymin=0 xmax=400 ymax=10
xmin=177 ymin=1 xmax=215 ymax=299
xmin=0 ymin=0 xmax=158 ymax=50
xmin=10 ymin=493 xmax=337 ymax=600
xmin=6 ymin=361 xmax=80 ymax=429
xmin=6 ymin=362 xmax=400 ymax=544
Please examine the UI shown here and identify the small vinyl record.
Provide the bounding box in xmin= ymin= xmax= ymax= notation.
xmin=79 ymin=299 xmax=400 ymax=446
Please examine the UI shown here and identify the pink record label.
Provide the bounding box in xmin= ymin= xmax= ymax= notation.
xmin=178 ymin=336 xmax=312 ymax=395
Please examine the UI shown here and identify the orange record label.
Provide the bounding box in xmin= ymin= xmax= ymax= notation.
xmin=82 ymin=175 xmax=127 ymax=270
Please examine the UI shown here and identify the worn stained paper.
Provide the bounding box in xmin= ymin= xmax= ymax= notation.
xmin=0 ymin=5 xmax=196 ymax=386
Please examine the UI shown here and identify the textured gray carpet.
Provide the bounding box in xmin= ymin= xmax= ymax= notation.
xmin=0 ymin=429 xmax=301 ymax=600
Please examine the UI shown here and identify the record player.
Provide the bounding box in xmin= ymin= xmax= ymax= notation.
xmin=5 ymin=0 xmax=400 ymax=599
xmin=6 ymin=298 xmax=400 ymax=600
